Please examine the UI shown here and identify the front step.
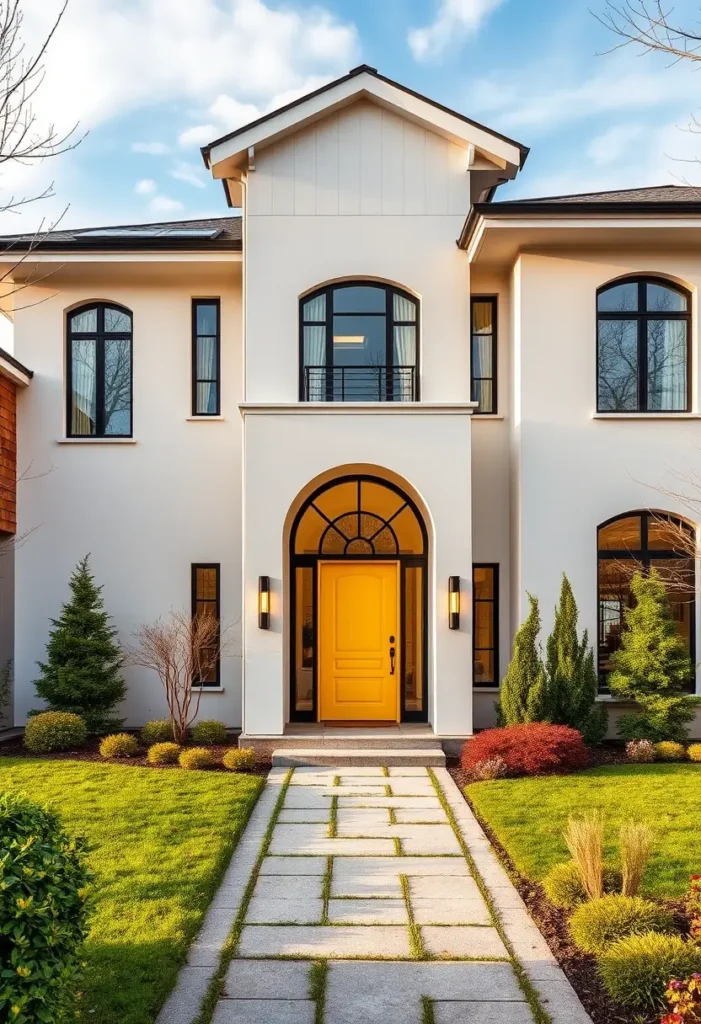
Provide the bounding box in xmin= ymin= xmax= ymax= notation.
xmin=271 ymin=747 xmax=446 ymax=767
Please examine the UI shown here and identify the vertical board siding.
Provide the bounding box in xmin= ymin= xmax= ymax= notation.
xmin=249 ymin=101 xmax=470 ymax=216
xmin=0 ymin=377 xmax=17 ymax=533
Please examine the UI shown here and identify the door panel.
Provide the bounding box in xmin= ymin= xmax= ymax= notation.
xmin=319 ymin=561 xmax=399 ymax=721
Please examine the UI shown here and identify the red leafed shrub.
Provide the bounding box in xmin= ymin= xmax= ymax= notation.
xmin=461 ymin=723 xmax=590 ymax=777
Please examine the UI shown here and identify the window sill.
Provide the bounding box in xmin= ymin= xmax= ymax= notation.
xmin=472 ymin=414 xmax=505 ymax=421
xmin=186 ymin=415 xmax=226 ymax=422
xmin=192 ymin=685 xmax=225 ymax=692
xmin=592 ymin=412 xmax=701 ymax=420
xmin=56 ymin=437 xmax=137 ymax=444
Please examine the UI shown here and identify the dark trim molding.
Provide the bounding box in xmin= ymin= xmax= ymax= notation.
xmin=191 ymin=298 xmax=222 ymax=416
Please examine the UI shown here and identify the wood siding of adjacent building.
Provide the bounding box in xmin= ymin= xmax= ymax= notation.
xmin=0 ymin=375 xmax=17 ymax=534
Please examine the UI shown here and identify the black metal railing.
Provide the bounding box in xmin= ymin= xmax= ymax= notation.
xmin=303 ymin=365 xmax=417 ymax=402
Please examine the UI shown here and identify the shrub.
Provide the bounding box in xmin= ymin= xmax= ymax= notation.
xmin=566 ymin=810 xmax=604 ymax=899
xmin=146 ymin=741 xmax=181 ymax=765
xmin=462 ymin=723 xmax=589 ymax=778
xmin=141 ymin=719 xmax=173 ymax=745
xmin=33 ymin=555 xmax=126 ymax=734
xmin=0 ymin=792 xmax=91 ymax=1024
xmin=626 ymin=739 xmax=656 ymax=763
xmin=179 ymin=746 xmax=216 ymax=770
xmin=24 ymin=711 xmax=87 ymax=753
xmin=609 ymin=570 xmax=698 ymax=743
xmin=620 ymin=821 xmax=654 ymax=897
xmin=470 ymin=756 xmax=508 ymax=781
xmin=497 ymin=593 xmax=547 ymax=724
xmin=688 ymin=744 xmax=701 ymax=763
xmin=222 ymin=747 xmax=255 ymax=772
xmin=599 ymin=932 xmax=701 ymax=1012
xmin=99 ymin=732 xmax=138 ymax=758
xmin=543 ymin=574 xmax=609 ymax=746
xmin=191 ymin=719 xmax=227 ymax=746
xmin=663 ymin=974 xmax=701 ymax=1023
xmin=656 ymin=741 xmax=687 ymax=762
xmin=543 ymin=861 xmax=621 ymax=909
xmin=570 ymin=895 xmax=674 ymax=954
xmin=687 ymin=875 xmax=701 ymax=943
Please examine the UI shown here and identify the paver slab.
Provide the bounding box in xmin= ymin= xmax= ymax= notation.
xmin=259 ymin=856 xmax=327 ymax=875
xmin=409 ymin=876 xmax=482 ymax=901
xmin=212 ymin=999 xmax=315 ymax=1024
xmin=337 ymin=795 xmax=442 ymax=809
xmin=422 ymin=926 xmax=509 ymax=960
xmin=238 ymin=924 xmax=412 ymax=959
xmin=411 ymin=898 xmax=491 ymax=925
xmin=394 ymin=807 xmax=448 ymax=823
xmin=246 ymin=896 xmax=324 ymax=924
xmin=434 ymin=1003 xmax=534 ymax=1023
xmin=253 ymin=875 xmax=323 ymax=900
xmin=224 ymin=959 xmax=312 ymax=999
xmin=269 ymin=828 xmax=396 ymax=857
xmin=328 ymin=898 xmax=408 ymax=925
xmin=278 ymin=808 xmax=331 ymax=823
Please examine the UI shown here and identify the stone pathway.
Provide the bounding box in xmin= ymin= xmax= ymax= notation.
xmin=159 ymin=766 xmax=592 ymax=1024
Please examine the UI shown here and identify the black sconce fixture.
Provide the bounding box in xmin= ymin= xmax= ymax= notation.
xmin=448 ymin=576 xmax=460 ymax=630
xmin=258 ymin=575 xmax=270 ymax=629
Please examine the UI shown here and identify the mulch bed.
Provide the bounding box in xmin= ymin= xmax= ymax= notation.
xmin=0 ymin=735 xmax=272 ymax=776
xmin=447 ymin=757 xmax=662 ymax=1024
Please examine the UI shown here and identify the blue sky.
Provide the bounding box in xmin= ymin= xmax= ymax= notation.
xmin=6 ymin=0 xmax=701 ymax=234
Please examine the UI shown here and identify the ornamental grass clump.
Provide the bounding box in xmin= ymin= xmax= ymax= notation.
xmin=146 ymin=741 xmax=180 ymax=765
xmin=0 ymin=793 xmax=92 ymax=1024
xmin=626 ymin=739 xmax=656 ymax=763
xmin=222 ymin=747 xmax=256 ymax=772
xmin=191 ymin=719 xmax=227 ymax=746
xmin=99 ymin=732 xmax=139 ymax=758
xmin=656 ymin=741 xmax=687 ymax=762
xmin=620 ymin=820 xmax=654 ymax=897
xmin=543 ymin=861 xmax=621 ymax=909
xmin=598 ymin=932 xmax=701 ymax=1012
xmin=569 ymin=894 xmax=674 ymax=954
xmin=179 ymin=746 xmax=216 ymax=770
xmin=565 ymin=810 xmax=605 ymax=900
xmin=140 ymin=719 xmax=172 ymax=745
xmin=24 ymin=711 xmax=87 ymax=753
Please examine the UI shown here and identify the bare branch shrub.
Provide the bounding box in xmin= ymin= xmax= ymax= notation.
xmin=128 ymin=609 xmax=232 ymax=744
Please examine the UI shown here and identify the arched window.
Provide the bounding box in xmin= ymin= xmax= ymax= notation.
xmin=597 ymin=511 xmax=695 ymax=687
xmin=597 ymin=277 xmax=690 ymax=413
xmin=300 ymin=282 xmax=418 ymax=402
xmin=67 ymin=303 xmax=133 ymax=437
xmin=290 ymin=475 xmax=428 ymax=721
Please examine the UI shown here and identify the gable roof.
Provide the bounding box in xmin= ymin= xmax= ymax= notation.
xmin=203 ymin=65 xmax=528 ymax=169
xmin=0 ymin=216 xmax=242 ymax=253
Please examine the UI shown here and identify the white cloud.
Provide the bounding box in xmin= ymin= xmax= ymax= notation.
xmin=149 ymin=195 xmax=185 ymax=214
xmin=408 ymin=0 xmax=505 ymax=61
xmin=131 ymin=142 xmax=170 ymax=155
xmin=134 ymin=177 xmax=157 ymax=194
xmin=178 ymin=124 xmax=218 ymax=148
xmin=170 ymin=160 xmax=206 ymax=189
xmin=586 ymin=125 xmax=644 ymax=166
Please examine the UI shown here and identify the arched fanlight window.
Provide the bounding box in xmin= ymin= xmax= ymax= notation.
xmin=597 ymin=510 xmax=695 ymax=686
xmin=67 ymin=303 xmax=133 ymax=437
xmin=290 ymin=475 xmax=428 ymax=722
xmin=300 ymin=282 xmax=419 ymax=402
xmin=597 ymin=277 xmax=690 ymax=412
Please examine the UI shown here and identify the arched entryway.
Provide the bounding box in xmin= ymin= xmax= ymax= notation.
xmin=289 ymin=474 xmax=428 ymax=723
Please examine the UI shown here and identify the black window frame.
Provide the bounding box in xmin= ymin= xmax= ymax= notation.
xmin=472 ymin=563 xmax=499 ymax=687
xmin=192 ymin=298 xmax=221 ymax=416
xmin=191 ymin=562 xmax=221 ymax=687
xmin=596 ymin=511 xmax=696 ymax=692
xmin=66 ymin=302 xmax=133 ymax=438
xmin=299 ymin=281 xmax=420 ymax=402
xmin=596 ymin=276 xmax=691 ymax=413
xmin=470 ymin=296 xmax=498 ymax=415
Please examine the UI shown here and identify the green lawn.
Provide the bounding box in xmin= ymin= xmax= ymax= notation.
xmin=467 ymin=763 xmax=701 ymax=898
xmin=0 ymin=757 xmax=263 ymax=1024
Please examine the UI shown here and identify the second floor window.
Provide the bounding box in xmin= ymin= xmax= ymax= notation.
xmin=192 ymin=299 xmax=221 ymax=415
xmin=471 ymin=297 xmax=497 ymax=414
xmin=300 ymin=282 xmax=418 ymax=401
xmin=597 ymin=277 xmax=690 ymax=413
xmin=67 ymin=303 xmax=132 ymax=437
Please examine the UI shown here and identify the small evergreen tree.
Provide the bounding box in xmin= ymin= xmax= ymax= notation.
xmin=498 ymin=593 xmax=548 ymax=724
xmin=34 ymin=556 xmax=126 ymax=734
xmin=544 ymin=575 xmax=608 ymax=745
xmin=609 ymin=569 xmax=699 ymax=742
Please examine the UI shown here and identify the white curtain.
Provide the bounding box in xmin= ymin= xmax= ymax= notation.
xmin=303 ymin=294 xmax=326 ymax=400
xmin=71 ymin=339 xmax=97 ymax=435
xmin=393 ymin=294 xmax=416 ymax=401
xmin=647 ymin=320 xmax=686 ymax=410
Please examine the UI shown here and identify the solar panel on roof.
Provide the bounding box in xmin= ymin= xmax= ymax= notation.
xmin=78 ymin=227 xmax=220 ymax=239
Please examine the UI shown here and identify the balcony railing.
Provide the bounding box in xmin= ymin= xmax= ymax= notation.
xmin=303 ymin=365 xmax=417 ymax=402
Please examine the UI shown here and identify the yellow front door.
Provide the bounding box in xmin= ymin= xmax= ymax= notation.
xmin=319 ymin=561 xmax=399 ymax=722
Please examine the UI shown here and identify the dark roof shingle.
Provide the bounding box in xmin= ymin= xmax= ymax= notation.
xmin=0 ymin=215 xmax=242 ymax=252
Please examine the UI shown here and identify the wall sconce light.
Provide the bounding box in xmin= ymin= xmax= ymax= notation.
xmin=258 ymin=576 xmax=270 ymax=629
xmin=448 ymin=576 xmax=460 ymax=630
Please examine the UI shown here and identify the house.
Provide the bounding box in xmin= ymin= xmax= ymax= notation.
xmin=3 ymin=65 xmax=700 ymax=748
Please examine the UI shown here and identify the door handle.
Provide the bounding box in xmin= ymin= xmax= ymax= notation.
xmin=389 ymin=646 xmax=396 ymax=675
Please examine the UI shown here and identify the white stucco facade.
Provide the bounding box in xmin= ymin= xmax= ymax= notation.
xmin=6 ymin=66 xmax=701 ymax=740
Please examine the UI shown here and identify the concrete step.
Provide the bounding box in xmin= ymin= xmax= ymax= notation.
xmin=240 ymin=734 xmax=446 ymax=753
xmin=271 ymin=747 xmax=446 ymax=767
